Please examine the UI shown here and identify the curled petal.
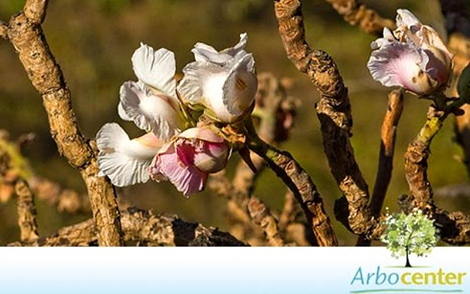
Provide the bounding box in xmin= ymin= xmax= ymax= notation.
xmin=177 ymin=61 xmax=222 ymax=105
xmin=119 ymin=81 xmax=183 ymax=140
xmin=131 ymin=44 xmax=177 ymax=98
xmin=396 ymin=9 xmax=420 ymax=28
xmin=371 ymin=28 xmax=396 ymax=49
xmin=96 ymin=123 xmax=162 ymax=187
xmin=368 ymin=42 xmax=436 ymax=95
xmin=150 ymin=144 xmax=207 ymax=196
xmin=222 ymin=53 xmax=257 ymax=117
xmin=192 ymin=32 xmax=248 ymax=65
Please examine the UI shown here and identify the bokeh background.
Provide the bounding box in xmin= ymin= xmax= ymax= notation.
xmin=0 ymin=0 xmax=467 ymax=245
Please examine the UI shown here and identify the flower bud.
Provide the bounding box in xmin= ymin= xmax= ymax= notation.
xmin=150 ymin=127 xmax=229 ymax=196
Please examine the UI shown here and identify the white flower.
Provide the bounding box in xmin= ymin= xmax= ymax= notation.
xmin=96 ymin=123 xmax=163 ymax=187
xmin=119 ymin=44 xmax=184 ymax=140
xmin=367 ymin=9 xmax=453 ymax=96
xmin=178 ymin=33 xmax=258 ymax=123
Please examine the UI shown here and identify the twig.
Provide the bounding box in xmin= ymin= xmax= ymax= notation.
xmin=371 ymin=90 xmax=404 ymax=215
xmin=247 ymin=133 xmax=338 ymax=246
xmin=209 ymin=172 xmax=285 ymax=246
xmin=15 ymin=179 xmax=39 ymax=243
xmin=2 ymin=0 xmax=123 ymax=245
xmin=274 ymin=0 xmax=376 ymax=236
xmin=324 ymin=0 xmax=395 ymax=36
xmin=24 ymin=0 xmax=49 ymax=25
xmin=247 ymin=197 xmax=285 ymax=246
xmin=0 ymin=21 xmax=8 ymax=40
xmin=357 ymin=90 xmax=404 ymax=246
xmin=9 ymin=208 xmax=247 ymax=246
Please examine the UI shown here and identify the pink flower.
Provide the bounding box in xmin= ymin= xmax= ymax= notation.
xmin=368 ymin=9 xmax=453 ymax=96
xmin=150 ymin=127 xmax=229 ymax=196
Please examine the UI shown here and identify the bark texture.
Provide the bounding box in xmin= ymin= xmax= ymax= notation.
xmin=274 ymin=0 xmax=382 ymax=238
xmin=15 ymin=179 xmax=39 ymax=243
xmin=9 ymin=208 xmax=246 ymax=247
xmin=248 ymin=136 xmax=338 ymax=246
xmin=325 ymin=0 xmax=395 ymax=36
xmin=2 ymin=0 xmax=123 ymax=245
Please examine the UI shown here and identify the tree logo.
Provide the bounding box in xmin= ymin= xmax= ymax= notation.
xmin=381 ymin=210 xmax=439 ymax=267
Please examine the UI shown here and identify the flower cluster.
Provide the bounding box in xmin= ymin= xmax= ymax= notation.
xmin=96 ymin=34 xmax=257 ymax=196
xmin=368 ymin=9 xmax=453 ymax=96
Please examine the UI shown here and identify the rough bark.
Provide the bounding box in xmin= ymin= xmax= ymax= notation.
xmin=9 ymin=208 xmax=246 ymax=247
xmin=2 ymin=0 xmax=123 ymax=245
xmin=274 ymin=0 xmax=380 ymax=238
xmin=404 ymin=106 xmax=470 ymax=245
xmin=15 ymin=179 xmax=39 ymax=243
xmin=247 ymin=136 xmax=338 ymax=246
xmin=325 ymin=0 xmax=395 ymax=36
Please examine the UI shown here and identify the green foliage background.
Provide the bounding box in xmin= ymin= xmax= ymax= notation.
xmin=0 ymin=0 xmax=467 ymax=245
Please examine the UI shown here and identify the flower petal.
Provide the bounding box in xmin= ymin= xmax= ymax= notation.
xmin=192 ymin=33 xmax=248 ymax=65
xmin=150 ymin=144 xmax=207 ymax=196
xmin=131 ymin=44 xmax=177 ymax=98
xmin=119 ymin=81 xmax=182 ymax=140
xmin=96 ymin=123 xmax=161 ymax=187
xmin=222 ymin=53 xmax=258 ymax=117
xmin=178 ymin=61 xmax=225 ymax=105
xmin=368 ymin=42 xmax=435 ymax=95
xmin=396 ymin=9 xmax=420 ymax=28
xmin=371 ymin=28 xmax=396 ymax=49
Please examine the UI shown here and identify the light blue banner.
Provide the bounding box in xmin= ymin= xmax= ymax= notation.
xmin=0 ymin=247 xmax=467 ymax=293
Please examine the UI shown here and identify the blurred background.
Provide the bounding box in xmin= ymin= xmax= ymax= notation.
xmin=0 ymin=0 xmax=467 ymax=245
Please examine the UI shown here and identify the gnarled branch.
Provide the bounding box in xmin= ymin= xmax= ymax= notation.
xmin=15 ymin=179 xmax=39 ymax=243
xmin=325 ymin=0 xmax=395 ymax=36
xmin=9 ymin=208 xmax=246 ymax=247
xmin=274 ymin=0 xmax=379 ymax=238
xmin=1 ymin=1 xmax=123 ymax=245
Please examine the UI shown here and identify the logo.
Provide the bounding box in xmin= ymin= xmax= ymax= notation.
xmin=349 ymin=211 xmax=467 ymax=293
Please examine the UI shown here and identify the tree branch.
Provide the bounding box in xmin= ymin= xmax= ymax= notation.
xmin=324 ymin=0 xmax=395 ymax=36
xmin=209 ymin=172 xmax=285 ymax=246
xmin=15 ymin=179 xmax=39 ymax=243
xmin=24 ymin=0 xmax=49 ymax=25
xmin=4 ymin=5 xmax=123 ymax=245
xmin=357 ymin=90 xmax=404 ymax=246
xmin=247 ymin=134 xmax=338 ymax=246
xmin=9 ymin=208 xmax=246 ymax=246
xmin=404 ymin=105 xmax=470 ymax=244
xmin=0 ymin=21 xmax=8 ymax=40
xmin=274 ymin=0 xmax=378 ymax=237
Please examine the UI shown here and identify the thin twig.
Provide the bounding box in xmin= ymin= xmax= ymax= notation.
xmin=15 ymin=179 xmax=39 ymax=243
xmin=357 ymin=90 xmax=404 ymax=246
xmin=209 ymin=172 xmax=285 ymax=246
xmin=2 ymin=0 xmax=123 ymax=245
xmin=325 ymin=0 xmax=395 ymax=36
xmin=0 ymin=21 xmax=8 ymax=40
xmin=247 ymin=133 xmax=338 ymax=246
xmin=274 ymin=0 xmax=377 ymax=237
xmin=9 ymin=208 xmax=247 ymax=247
